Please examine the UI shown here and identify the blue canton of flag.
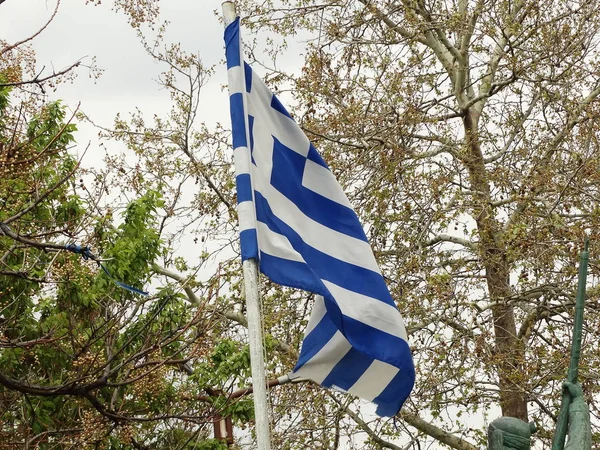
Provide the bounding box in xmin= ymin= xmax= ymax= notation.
xmin=224 ymin=17 xmax=414 ymax=417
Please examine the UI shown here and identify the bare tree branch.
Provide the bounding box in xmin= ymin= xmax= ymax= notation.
xmin=0 ymin=0 xmax=60 ymax=57
xmin=0 ymin=60 xmax=82 ymax=89
xmin=423 ymin=234 xmax=477 ymax=250
xmin=399 ymin=410 xmax=479 ymax=450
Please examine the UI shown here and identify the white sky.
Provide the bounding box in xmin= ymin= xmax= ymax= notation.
xmin=1 ymin=0 xmax=232 ymax=155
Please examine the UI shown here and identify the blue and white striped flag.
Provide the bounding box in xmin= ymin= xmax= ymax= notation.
xmin=224 ymin=18 xmax=414 ymax=417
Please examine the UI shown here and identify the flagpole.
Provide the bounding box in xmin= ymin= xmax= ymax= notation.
xmin=241 ymin=260 xmax=273 ymax=450
xmin=222 ymin=3 xmax=272 ymax=449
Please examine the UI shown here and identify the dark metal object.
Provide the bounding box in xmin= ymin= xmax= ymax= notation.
xmin=551 ymin=239 xmax=589 ymax=450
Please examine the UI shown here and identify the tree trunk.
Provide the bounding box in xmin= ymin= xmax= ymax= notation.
xmin=462 ymin=109 xmax=528 ymax=421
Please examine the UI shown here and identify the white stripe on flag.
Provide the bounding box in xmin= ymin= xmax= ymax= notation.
xmin=293 ymin=331 xmax=351 ymax=384
xmin=237 ymin=201 xmax=256 ymax=232
xmin=249 ymin=110 xmax=276 ymax=177
xmin=227 ymin=65 xmax=246 ymax=95
xmin=234 ymin=146 xmax=251 ymax=176
xmin=256 ymin=222 xmax=305 ymax=263
xmin=348 ymin=360 xmax=400 ymax=402
xmin=322 ymin=280 xmax=408 ymax=340
xmin=304 ymin=295 xmax=327 ymax=337
xmin=247 ymin=79 xmax=310 ymax=157
xmin=302 ymin=159 xmax=353 ymax=209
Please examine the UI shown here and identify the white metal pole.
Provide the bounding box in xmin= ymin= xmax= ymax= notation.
xmin=222 ymin=3 xmax=272 ymax=449
xmin=241 ymin=259 xmax=272 ymax=450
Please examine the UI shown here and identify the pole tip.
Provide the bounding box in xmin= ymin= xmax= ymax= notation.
xmin=222 ymin=1 xmax=237 ymax=26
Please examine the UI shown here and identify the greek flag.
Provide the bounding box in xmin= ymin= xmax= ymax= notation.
xmin=225 ymin=18 xmax=414 ymax=417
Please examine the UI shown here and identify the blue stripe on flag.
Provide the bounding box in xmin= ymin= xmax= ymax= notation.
xmin=270 ymin=138 xmax=368 ymax=242
xmin=294 ymin=314 xmax=339 ymax=370
xmin=244 ymin=62 xmax=253 ymax=93
xmin=236 ymin=174 xmax=253 ymax=203
xmin=259 ymin=252 xmax=325 ymax=294
xmin=240 ymin=228 xmax=258 ymax=261
xmin=224 ymin=18 xmax=241 ymax=69
xmin=321 ymin=348 xmax=374 ymax=390
xmin=248 ymin=115 xmax=256 ymax=165
xmin=373 ymin=361 xmax=415 ymax=417
xmin=307 ymin=143 xmax=329 ymax=168
xmin=271 ymin=94 xmax=293 ymax=119
xmin=230 ymin=93 xmax=247 ymax=148
xmin=341 ymin=315 xmax=413 ymax=369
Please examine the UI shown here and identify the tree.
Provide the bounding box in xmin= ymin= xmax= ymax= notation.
xmin=4 ymin=0 xmax=600 ymax=449
xmin=222 ymin=0 xmax=600 ymax=447
xmin=87 ymin=0 xmax=600 ymax=447
xmin=0 ymin=6 xmax=252 ymax=448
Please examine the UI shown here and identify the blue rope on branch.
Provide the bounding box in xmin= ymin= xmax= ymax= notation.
xmin=65 ymin=244 xmax=149 ymax=296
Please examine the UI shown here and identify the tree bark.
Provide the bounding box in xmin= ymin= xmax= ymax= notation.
xmin=462 ymin=109 xmax=528 ymax=421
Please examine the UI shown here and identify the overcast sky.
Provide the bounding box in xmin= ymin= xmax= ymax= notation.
xmin=1 ymin=0 xmax=234 ymax=155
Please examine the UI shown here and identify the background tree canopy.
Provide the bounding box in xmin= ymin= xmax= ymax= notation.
xmin=1 ymin=0 xmax=600 ymax=448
